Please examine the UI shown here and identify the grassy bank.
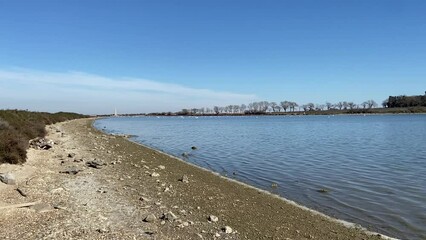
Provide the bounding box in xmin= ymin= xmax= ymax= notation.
xmin=0 ymin=110 xmax=86 ymax=164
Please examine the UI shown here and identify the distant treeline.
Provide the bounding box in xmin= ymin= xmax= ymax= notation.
xmin=385 ymin=92 xmax=426 ymax=108
xmin=175 ymin=99 xmax=380 ymax=115
xmin=0 ymin=110 xmax=87 ymax=164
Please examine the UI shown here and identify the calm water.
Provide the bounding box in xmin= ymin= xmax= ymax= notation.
xmin=94 ymin=115 xmax=426 ymax=240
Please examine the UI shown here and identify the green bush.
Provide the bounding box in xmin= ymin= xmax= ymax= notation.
xmin=0 ymin=110 xmax=87 ymax=164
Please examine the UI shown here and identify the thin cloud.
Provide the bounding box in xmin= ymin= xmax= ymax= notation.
xmin=0 ymin=68 xmax=257 ymax=114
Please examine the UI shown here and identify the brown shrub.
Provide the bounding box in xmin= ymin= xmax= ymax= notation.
xmin=0 ymin=110 xmax=87 ymax=164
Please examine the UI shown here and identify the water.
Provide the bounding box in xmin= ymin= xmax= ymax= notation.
xmin=94 ymin=115 xmax=426 ymax=240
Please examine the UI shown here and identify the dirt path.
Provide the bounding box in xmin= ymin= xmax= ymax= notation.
xmin=0 ymin=119 xmax=396 ymax=240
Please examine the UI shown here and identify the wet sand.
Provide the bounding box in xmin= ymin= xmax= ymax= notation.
xmin=0 ymin=118 xmax=396 ymax=239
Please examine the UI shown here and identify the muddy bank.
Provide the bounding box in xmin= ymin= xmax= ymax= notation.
xmin=0 ymin=119 xmax=395 ymax=239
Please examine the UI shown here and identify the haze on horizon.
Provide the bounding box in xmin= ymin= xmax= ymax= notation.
xmin=1 ymin=0 xmax=425 ymax=115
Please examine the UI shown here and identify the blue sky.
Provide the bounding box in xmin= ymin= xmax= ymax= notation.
xmin=0 ymin=0 xmax=425 ymax=114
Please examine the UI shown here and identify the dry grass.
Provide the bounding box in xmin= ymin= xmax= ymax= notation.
xmin=0 ymin=109 xmax=86 ymax=164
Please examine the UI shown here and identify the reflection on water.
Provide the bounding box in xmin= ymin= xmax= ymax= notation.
xmin=95 ymin=115 xmax=426 ymax=240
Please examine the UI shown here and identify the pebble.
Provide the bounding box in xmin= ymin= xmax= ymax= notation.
xmin=158 ymin=165 xmax=165 ymax=170
xmin=208 ymin=215 xmax=219 ymax=222
xmin=151 ymin=172 xmax=160 ymax=177
xmin=144 ymin=214 xmax=157 ymax=223
xmin=30 ymin=203 xmax=54 ymax=213
xmin=180 ymin=175 xmax=189 ymax=183
xmin=0 ymin=172 xmax=16 ymax=185
xmin=162 ymin=211 xmax=178 ymax=222
xmin=140 ymin=196 xmax=151 ymax=202
xmin=222 ymin=226 xmax=233 ymax=234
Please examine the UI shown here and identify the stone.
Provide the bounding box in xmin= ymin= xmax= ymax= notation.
xmin=191 ymin=146 xmax=197 ymax=150
xmin=222 ymin=226 xmax=233 ymax=234
xmin=59 ymin=166 xmax=82 ymax=175
xmin=151 ymin=172 xmax=160 ymax=177
xmin=30 ymin=203 xmax=53 ymax=213
xmin=179 ymin=175 xmax=189 ymax=183
xmin=0 ymin=172 xmax=16 ymax=185
xmin=208 ymin=215 xmax=218 ymax=222
xmin=29 ymin=137 xmax=53 ymax=150
xmin=158 ymin=165 xmax=165 ymax=170
xmin=317 ymin=188 xmax=329 ymax=193
xmin=139 ymin=196 xmax=151 ymax=202
xmin=144 ymin=214 xmax=157 ymax=223
xmin=162 ymin=211 xmax=178 ymax=222
xmin=86 ymin=159 xmax=106 ymax=169
xmin=68 ymin=153 xmax=76 ymax=158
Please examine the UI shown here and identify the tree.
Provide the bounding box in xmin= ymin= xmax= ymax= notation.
xmin=270 ymin=102 xmax=278 ymax=112
xmin=316 ymin=104 xmax=325 ymax=111
xmin=326 ymin=102 xmax=333 ymax=110
xmin=382 ymin=99 xmax=388 ymax=108
xmin=361 ymin=101 xmax=368 ymax=109
xmin=348 ymin=102 xmax=356 ymax=110
xmin=342 ymin=101 xmax=348 ymax=110
xmin=258 ymin=101 xmax=269 ymax=112
xmin=213 ymin=106 xmax=220 ymax=115
xmin=280 ymin=101 xmax=290 ymax=112
xmin=367 ymin=100 xmax=378 ymax=109
xmin=336 ymin=102 xmax=343 ymax=110
xmin=240 ymin=104 xmax=247 ymax=113
xmin=289 ymin=102 xmax=298 ymax=112
xmin=307 ymin=103 xmax=315 ymax=111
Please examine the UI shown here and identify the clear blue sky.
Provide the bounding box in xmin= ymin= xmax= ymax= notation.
xmin=0 ymin=0 xmax=425 ymax=114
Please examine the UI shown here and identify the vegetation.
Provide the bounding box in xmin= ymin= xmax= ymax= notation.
xmin=164 ymin=92 xmax=425 ymax=116
xmin=385 ymin=92 xmax=426 ymax=108
xmin=0 ymin=110 xmax=86 ymax=164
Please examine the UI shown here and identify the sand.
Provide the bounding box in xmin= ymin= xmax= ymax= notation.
xmin=0 ymin=118 xmax=396 ymax=240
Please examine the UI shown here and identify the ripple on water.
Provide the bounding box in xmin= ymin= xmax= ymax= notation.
xmin=94 ymin=115 xmax=426 ymax=240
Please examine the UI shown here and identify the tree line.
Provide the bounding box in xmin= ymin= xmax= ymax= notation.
xmin=384 ymin=92 xmax=426 ymax=108
xmin=178 ymin=99 xmax=380 ymax=115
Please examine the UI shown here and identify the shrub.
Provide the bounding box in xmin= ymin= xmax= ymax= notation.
xmin=0 ymin=110 xmax=87 ymax=164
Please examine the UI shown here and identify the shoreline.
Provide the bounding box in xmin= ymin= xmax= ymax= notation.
xmin=0 ymin=118 xmax=399 ymax=239
xmin=95 ymin=119 xmax=399 ymax=240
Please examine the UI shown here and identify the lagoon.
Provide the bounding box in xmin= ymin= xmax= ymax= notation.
xmin=95 ymin=115 xmax=426 ymax=240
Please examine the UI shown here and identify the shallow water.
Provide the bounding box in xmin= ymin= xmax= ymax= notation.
xmin=94 ymin=115 xmax=426 ymax=240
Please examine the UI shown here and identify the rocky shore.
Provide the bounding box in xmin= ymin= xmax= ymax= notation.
xmin=0 ymin=119 xmax=395 ymax=239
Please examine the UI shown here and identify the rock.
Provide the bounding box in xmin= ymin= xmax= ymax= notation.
xmin=151 ymin=172 xmax=160 ymax=177
xmin=182 ymin=152 xmax=189 ymax=157
xmin=318 ymin=188 xmax=329 ymax=193
xmin=161 ymin=211 xmax=178 ymax=222
xmin=0 ymin=172 xmax=16 ymax=185
xmin=86 ymin=159 xmax=106 ymax=169
xmin=179 ymin=175 xmax=189 ymax=183
xmin=96 ymin=228 xmax=109 ymax=233
xmin=29 ymin=137 xmax=53 ymax=150
xmin=178 ymin=221 xmax=190 ymax=228
xmin=144 ymin=214 xmax=157 ymax=223
xmin=158 ymin=165 xmax=165 ymax=170
xmin=140 ymin=196 xmax=151 ymax=202
xmin=208 ymin=215 xmax=219 ymax=222
xmin=59 ymin=166 xmax=82 ymax=175
xmin=68 ymin=153 xmax=76 ymax=158
xmin=191 ymin=146 xmax=197 ymax=150
xmin=222 ymin=226 xmax=233 ymax=234
xmin=30 ymin=203 xmax=53 ymax=213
